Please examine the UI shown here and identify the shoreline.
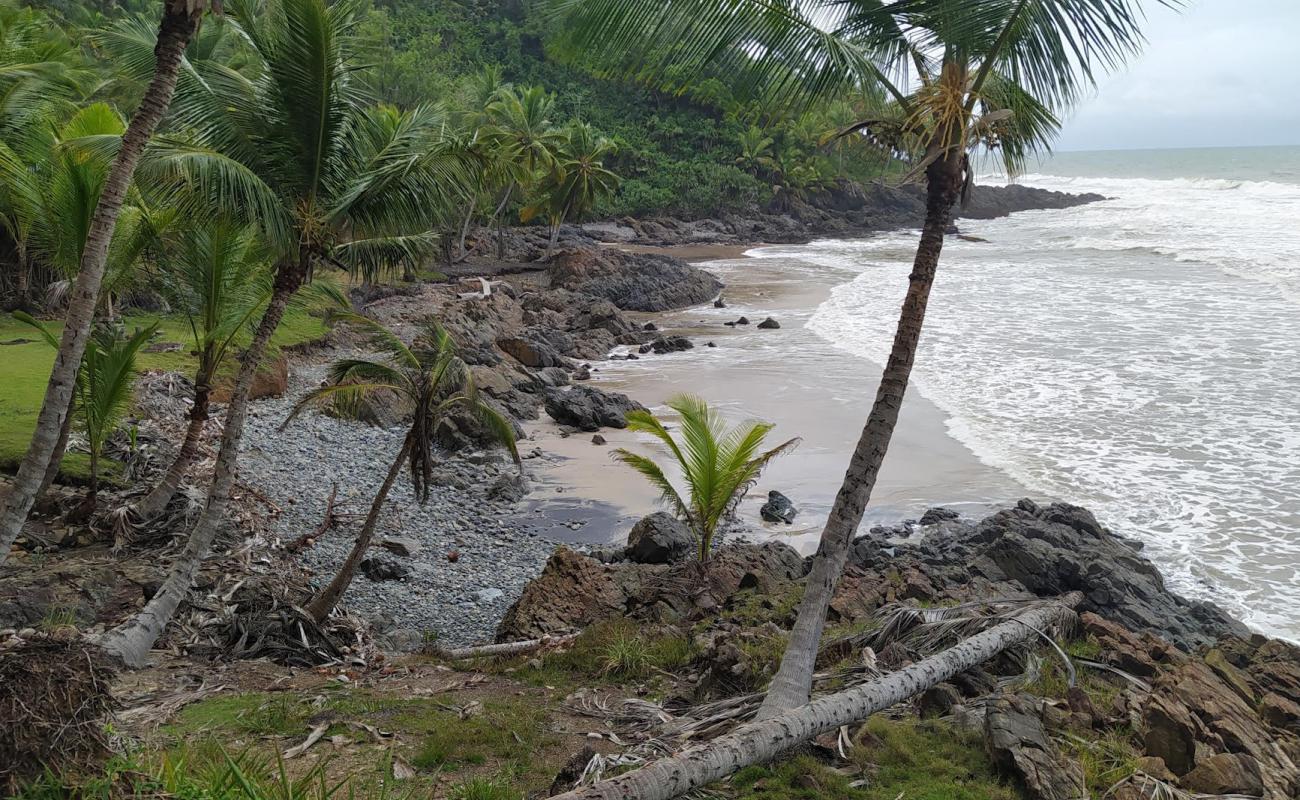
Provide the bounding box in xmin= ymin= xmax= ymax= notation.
xmin=523 ymin=242 xmax=1033 ymax=553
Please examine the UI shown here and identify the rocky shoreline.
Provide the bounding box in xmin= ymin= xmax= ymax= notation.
xmin=231 ymin=181 xmax=1109 ymax=647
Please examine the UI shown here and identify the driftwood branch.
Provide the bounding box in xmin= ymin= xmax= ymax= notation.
xmin=434 ymin=633 xmax=580 ymax=661
xmin=551 ymin=591 xmax=1083 ymax=800
xmin=288 ymin=483 xmax=338 ymax=553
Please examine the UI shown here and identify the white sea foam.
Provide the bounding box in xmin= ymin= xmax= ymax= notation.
xmin=803 ymin=166 xmax=1300 ymax=639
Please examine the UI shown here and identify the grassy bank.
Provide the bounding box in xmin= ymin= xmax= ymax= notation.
xmin=0 ymin=310 xmax=328 ymax=484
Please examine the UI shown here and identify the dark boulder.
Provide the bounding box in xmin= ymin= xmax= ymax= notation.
xmin=549 ymin=249 xmax=723 ymax=311
xmin=487 ymin=473 xmax=530 ymax=503
xmin=643 ymin=335 xmax=693 ymax=354
xmin=360 ymin=556 xmax=410 ymax=582
xmin=627 ymin=512 xmax=694 ymax=564
xmin=760 ymin=491 xmax=798 ymax=524
xmin=543 ymin=385 xmax=646 ymax=431
xmin=756 ymin=317 xmax=780 ymax=329
xmin=852 ymin=501 xmax=1249 ymax=651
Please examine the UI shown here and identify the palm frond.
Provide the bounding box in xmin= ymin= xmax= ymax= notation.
xmin=612 ymin=448 xmax=693 ymax=525
xmin=324 ymin=309 xmax=419 ymax=369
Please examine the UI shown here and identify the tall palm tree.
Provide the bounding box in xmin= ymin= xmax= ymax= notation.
xmin=614 ymin=394 xmax=796 ymax=563
xmin=281 ymin=313 xmax=519 ymax=622
xmin=126 ymin=220 xmax=272 ymax=522
xmin=0 ymin=0 xmax=210 ymax=566
xmin=97 ymin=0 xmax=473 ymax=667
xmin=553 ymin=0 xmax=1159 ymax=715
xmin=525 ymin=121 xmax=620 ymax=260
xmin=484 ymin=85 xmax=565 ymax=257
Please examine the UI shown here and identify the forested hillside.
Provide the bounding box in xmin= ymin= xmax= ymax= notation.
xmin=20 ymin=0 xmax=896 ymax=218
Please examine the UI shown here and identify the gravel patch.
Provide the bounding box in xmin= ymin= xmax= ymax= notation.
xmin=239 ymin=357 xmax=558 ymax=648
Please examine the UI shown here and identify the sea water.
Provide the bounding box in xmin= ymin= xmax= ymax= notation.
xmin=796 ymin=145 xmax=1300 ymax=638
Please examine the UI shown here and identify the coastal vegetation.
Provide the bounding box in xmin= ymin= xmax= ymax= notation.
xmin=7 ymin=2 xmax=1299 ymax=800
xmin=614 ymin=394 xmax=796 ymax=563
xmin=281 ymin=313 xmax=519 ymax=622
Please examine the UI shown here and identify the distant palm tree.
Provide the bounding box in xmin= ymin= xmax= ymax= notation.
xmin=281 ymin=313 xmax=520 ymax=622
xmin=0 ymin=0 xmax=211 ymax=566
xmin=485 ymin=85 xmax=566 ymax=256
xmin=15 ymin=313 xmax=157 ymax=519
xmin=97 ymin=0 xmax=475 ymax=667
xmin=525 ymin=122 xmax=620 ymax=259
xmin=555 ymin=0 xmax=1161 ymax=715
xmin=614 ymin=394 xmax=796 ymax=563
xmin=734 ymin=125 xmax=774 ymax=176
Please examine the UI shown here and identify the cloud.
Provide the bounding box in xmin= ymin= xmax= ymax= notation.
xmin=1054 ymin=0 xmax=1300 ymax=150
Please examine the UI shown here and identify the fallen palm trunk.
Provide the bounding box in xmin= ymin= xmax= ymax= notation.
xmin=435 ymin=633 xmax=580 ymax=661
xmin=551 ymin=591 xmax=1083 ymax=800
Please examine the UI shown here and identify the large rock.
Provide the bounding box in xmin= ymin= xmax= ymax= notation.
xmin=627 ymin=513 xmax=694 ymax=564
xmin=1179 ymin=754 xmax=1265 ymax=796
xmin=759 ymin=491 xmax=797 ymax=524
xmin=850 ymin=500 xmax=1248 ymax=651
xmin=543 ymin=385 xmax=645 ymax=431
xmin=1141 ymin=659 xmax=1300 ymax=798
xmin=497 ymin=335 xmax=569 ymax=368
xmin=984 ymin=694 xmax=1086 ymax=800
xmin=497 ymin=541 xmax=805 ymax=641
xmin=549 ymin=249 xmax=723 ymax=311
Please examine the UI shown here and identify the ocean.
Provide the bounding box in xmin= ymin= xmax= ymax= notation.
xmin=794 ymin=145 xmax=1300 ymax=639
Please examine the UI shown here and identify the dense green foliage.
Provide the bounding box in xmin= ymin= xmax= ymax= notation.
xmin=5 ymin=0 xmax=894 ymax=232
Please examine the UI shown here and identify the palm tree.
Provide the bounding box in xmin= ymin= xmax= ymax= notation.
xmin=553 ymin=0 xmax=1158 ymax=715
xmin=734 ymin=125 xmax=774 ymax=177
xmin=97 ymin=0 xmax=474 ymax=667
xmin=0 ymin=2 xmax=93 ymax=309
xmin=15 ymin=314 xmax=157 ymax=519
xmin=0 ymin=0 xmax=210 ymax=566
xmin=614 ymin=395 xmax=796 ymax=563
xmin=125 ymin=220 xmax=272 ymax=522
xmin=485 ymin=85 xmax=566 ymax=257
xmin=525 ymin=122 xmax=620 ymax=259
xmin=280 ymin=313 xmax=519 ymax=622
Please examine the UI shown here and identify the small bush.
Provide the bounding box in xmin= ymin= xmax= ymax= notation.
xmin=600 ymin=633 xmax=653 ymax=678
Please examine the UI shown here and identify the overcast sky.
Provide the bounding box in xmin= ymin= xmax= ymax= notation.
xmin=1052 ymin=0 xmax=1300 ymax=152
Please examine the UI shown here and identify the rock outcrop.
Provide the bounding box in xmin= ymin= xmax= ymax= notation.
xmin=497 ymin=541 xmax=805 ymax=641
xmin=543 ymin=385 xmax=645 ymax=431
xmin=626 ymin=512 xmax=694 ymax=564
xmin=846 ymin=500 xmax=1247 ymax=651
xmin=549 ymin=249 xmax=723 ymax=311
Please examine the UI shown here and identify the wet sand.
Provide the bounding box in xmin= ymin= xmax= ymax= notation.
xmin=523 ymin=246 xmax=1031 ymax=551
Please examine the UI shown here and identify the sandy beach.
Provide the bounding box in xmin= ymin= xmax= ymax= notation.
xmin=521 ymin=246 xmax=1030 ymax=552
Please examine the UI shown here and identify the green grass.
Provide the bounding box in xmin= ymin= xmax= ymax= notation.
xmin=853 ymin=717 xmax=1020 ymax=800
xmin=0 ymin=309 xmax=327 ymax=484
xmin=168 ymin=693 xmax=314 ymax=739
xmin=731 ymin=755 xmax=867 ymax=800
xmin=475 ymin=619 xmax=698 ymax=691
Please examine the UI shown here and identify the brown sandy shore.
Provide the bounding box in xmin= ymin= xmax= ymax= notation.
xmin=520 ymin=242 xmax=1030 ymax=552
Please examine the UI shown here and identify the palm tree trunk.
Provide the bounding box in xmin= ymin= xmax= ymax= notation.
xmin=757 ymin=151 xmax=965 ymax=718
xmin=493 ymin=183 xmax=514 ymax=259
xmin=455 ymin=201 xmax=475 ymax=261
xmin=131 ymin=379 xmax=211 ymax=521
xmin=550 ymin=594 xmax=1082 ymax=800
xmin=304 ymin=434 xmax=413 ymax=622
xmin=545 ymin=221 xmax=562 ymax=260
xmin=0 ymin=3 xmax=198 ymax=566
xmin=97 ymin=258 xmax=307 ymax=667
xmin=34 ymin=409 xmax=73 ymax=503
